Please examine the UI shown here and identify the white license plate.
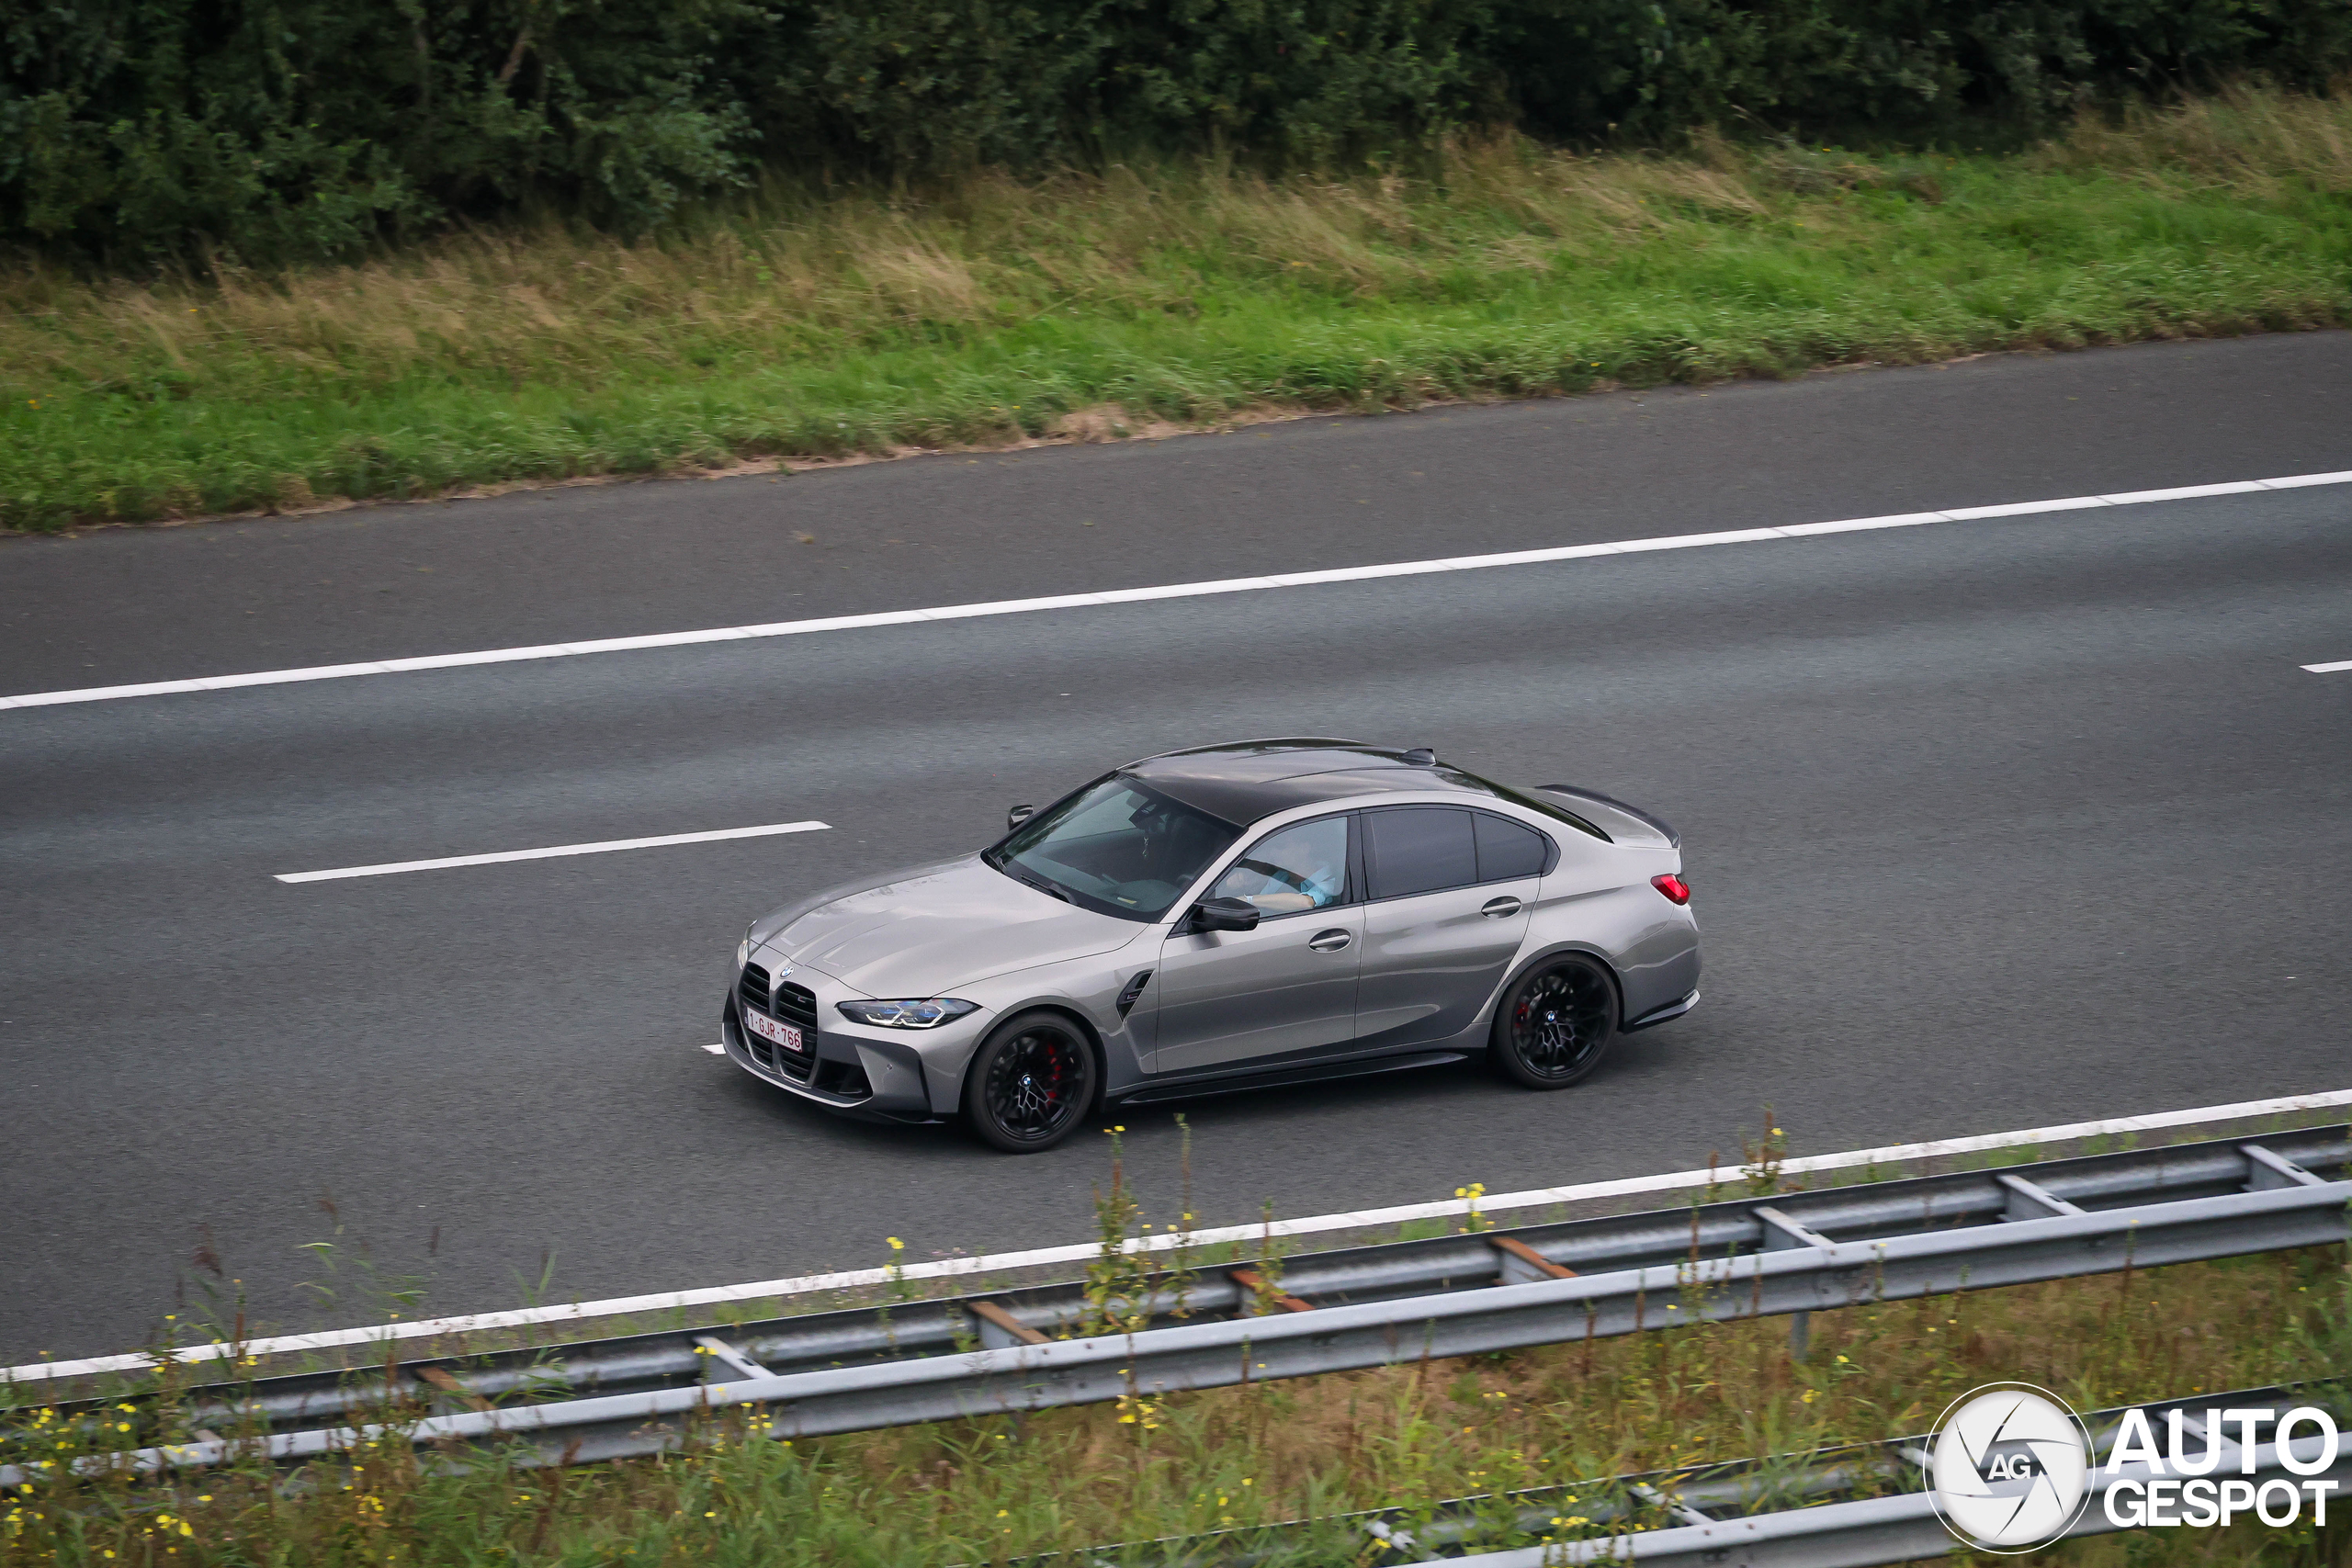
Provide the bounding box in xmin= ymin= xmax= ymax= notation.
xmin=745 ymin=1010 xmax=807 ymax=1055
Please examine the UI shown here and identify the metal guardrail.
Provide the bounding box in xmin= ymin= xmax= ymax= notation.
xmin=1399 ymin=1385 xmax=2352 ymax=1567
xmin=6 ymin=1127 xmax=2346 ymax=1483
xmin=1025 ymin=1379 xmax=2349 ymax=1566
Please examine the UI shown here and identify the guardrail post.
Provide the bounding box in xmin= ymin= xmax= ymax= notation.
xmin=416 ymin=1365 xmax=492 ymax=1412
xmin=1997 ymin=1173 xmax=2084 ymax=1220
xmin=1488 ymin=1235 xmax=1577 ymax=1284
xmin=693 ymin=1335 xmax=774 ymax=1384
xmin=968 ymin=1302 xmax=1050 ymax=1349
xmin=1630 ymin=1480 xmax=1717 ymax=1528
xmin=1755 ymin=1205 xmax=1838 ymax=1360
xmin=1229 ymin=1269 xmax=1315 ymax=1314
xmin=2244 ymin=1144 xmax=2327 ymax=1190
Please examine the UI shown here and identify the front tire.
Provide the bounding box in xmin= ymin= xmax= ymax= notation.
xmin=961 ymin=1010 xmax=1099 ymax=1153
xmin=1490 ymin=955 xmax=1618 ymax=1089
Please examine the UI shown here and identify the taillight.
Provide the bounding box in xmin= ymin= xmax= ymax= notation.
xmin=1651 ymin=873 xmax=1690 ymax=906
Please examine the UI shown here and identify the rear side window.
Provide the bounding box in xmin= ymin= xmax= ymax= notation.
xmin=1474 ymin=811 xmax=1551 ymax=882
xmin=1364 ymin=807 xmax=1477 ymax=900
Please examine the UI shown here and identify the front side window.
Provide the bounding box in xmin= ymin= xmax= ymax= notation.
xmin=987 ymin=775 xmax=1238 ymax=919
xmin=1363 ymin=807 xmax=1478 ymax=900
xmin=1208 ymin=816 xmax=1351 ymax=916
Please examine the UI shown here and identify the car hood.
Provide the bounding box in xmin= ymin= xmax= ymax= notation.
xmin=762 ymin=853 xmax=1148 ymax=996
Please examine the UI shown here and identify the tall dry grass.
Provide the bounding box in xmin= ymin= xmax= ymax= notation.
xmin=0 ymin=141 xmax=1785 ymax=392
xmin=2046 ymin=84 xmax=2352 ymax=196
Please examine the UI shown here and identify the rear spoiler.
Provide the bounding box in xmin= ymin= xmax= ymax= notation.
xmin=1534 ymin=784 xmax=1680 ymax=849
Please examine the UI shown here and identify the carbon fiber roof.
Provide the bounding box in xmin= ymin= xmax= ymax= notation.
xmin=1122 ymin=739 xmax=1487 ymax=825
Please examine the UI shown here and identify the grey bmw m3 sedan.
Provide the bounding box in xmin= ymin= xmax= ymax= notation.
xmin=722 ymin=739 xmax=1701 ymax=1152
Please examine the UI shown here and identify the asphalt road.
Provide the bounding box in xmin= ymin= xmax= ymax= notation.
xmin=4 ymin=335 xmax=2350 ymax=1364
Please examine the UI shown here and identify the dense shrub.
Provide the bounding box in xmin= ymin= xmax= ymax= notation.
xmin=1491 ymin=0 xmax=2352 ymax=140
xmin=5 ymin=0 xmax=2348 ymax=265
xmin=1 ymin=0 xmax=761 ymax=260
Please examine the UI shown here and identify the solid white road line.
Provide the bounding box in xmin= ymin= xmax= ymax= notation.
xmin=274 ymin=821 xmax=830 ymax=884
xmin=702 ymin=1042 xmax=728 ymax=1055
xmin=2304 ymin=660 xmax=2352 ymax=674
xmin=12 ymin=1084 xmax=2348 ymax=1385
xmin=9 ymin=468 xmax=2351 ymax=714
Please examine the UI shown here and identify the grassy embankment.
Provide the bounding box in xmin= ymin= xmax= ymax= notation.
xmin=5 ymin=1130 xmax=2348 ymax=1567
xmin=4 ymin=86 xmax=2350 ymax=533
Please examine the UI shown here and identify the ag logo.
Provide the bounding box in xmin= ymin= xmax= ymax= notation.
xmin=1925 ymin=1383 xmax=2094 ymax=1552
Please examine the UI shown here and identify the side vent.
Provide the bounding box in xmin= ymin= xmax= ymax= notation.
xmin=1115 ymin=970 xmax=1153 ymax=1018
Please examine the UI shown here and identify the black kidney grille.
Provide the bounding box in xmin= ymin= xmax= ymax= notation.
xmin=738 ymin=963 xmax=772 ymax=1017
xmin=733 ymin=965 xmax=820 ymax=1084
xmin=772 ymin=981 xmax=820 ymax=1030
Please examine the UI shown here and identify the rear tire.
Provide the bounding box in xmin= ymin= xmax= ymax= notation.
xmin=1489 ymin=954 xmax=1617 ymax=1089
xmin=962 ymin=1010 xmax=1099 ymax=1153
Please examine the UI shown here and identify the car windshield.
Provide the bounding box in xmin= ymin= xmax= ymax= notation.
xmin=986 ymin=775 xmax=1240 ymax=920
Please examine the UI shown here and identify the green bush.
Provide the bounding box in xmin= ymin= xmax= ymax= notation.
xmin=1 ymin=1 xmax=763 ymax=261
xmin=5 ymin=0 xmax=2349 ymax=265
xmin=1492 ymin=0 xmax=2352 ymax=143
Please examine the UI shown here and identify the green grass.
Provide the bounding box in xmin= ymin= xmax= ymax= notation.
xmin=5 ymin=86 xmax=2351 ymax=533
xmin=6 ymin=1247 xmax=2346 ymax=1566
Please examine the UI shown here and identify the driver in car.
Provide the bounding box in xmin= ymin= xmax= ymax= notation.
xmin=1214 ymin=831 xmax=1345 ymax=915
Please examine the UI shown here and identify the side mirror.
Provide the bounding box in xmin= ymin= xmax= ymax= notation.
xmin=1188 ymin=897 xmax=1262 ymax=934
xmin=1006 ymin=804 xmax=1035 ymax=831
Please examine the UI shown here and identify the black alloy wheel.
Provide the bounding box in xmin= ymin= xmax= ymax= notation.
xmin=1490 ymin=955 xmax=1618 ymax=1089
xmin=964 ymin=1011 xmax=1099 ymax=1152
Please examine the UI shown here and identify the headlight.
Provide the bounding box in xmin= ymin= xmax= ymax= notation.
xmin=736 ymin=937 xmax=752 ymax=968
xmin=835 ymin=998 xmax=980 ymax=1030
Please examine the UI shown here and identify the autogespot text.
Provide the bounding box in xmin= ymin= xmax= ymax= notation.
xmin=2101 ymin=1405 xmax=2341 ymax=1529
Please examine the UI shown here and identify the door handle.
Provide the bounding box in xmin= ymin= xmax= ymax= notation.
xmin=1307 ymin=929 xmax=1352 ymax=952
xmin=1480 ymin=897 xmax=1523 ymax=919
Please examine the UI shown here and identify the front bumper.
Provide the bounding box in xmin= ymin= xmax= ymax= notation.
xmin=719 ymin=994 xmax=940 ymax=1124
